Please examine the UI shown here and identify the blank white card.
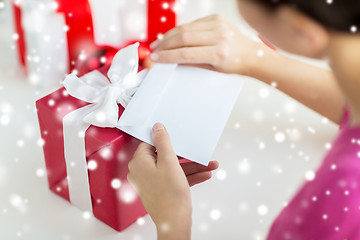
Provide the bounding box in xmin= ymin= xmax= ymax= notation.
xmin=118 ymin=64 xmax=245 ymax=166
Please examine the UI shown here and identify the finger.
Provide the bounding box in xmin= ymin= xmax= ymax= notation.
xmin=155 ymin=31 xmax=220 ymax=52
xmin=152 ymin=122 xmax=176 ymax=163
xmin=150 ymin=46 xmax=216 ymax=65
xmin=150 ymin=20 xmax=216 ymax=49
xmin=186 ymin=63 xmax=216 ymax=72
xmin=194 ymin=14 xmax=228 ymax=23
xmin=181 ymin=161 xmax=219 ymax=176
xmin=126 ymin=173 xmax=140 ymax=194
xmin=130 ymin=143 xmax=157 ymax=170
xmin=134 ymin=142 xmax=156 ymax=158
xmin=187 ymin=171 xmax=213 ymax=187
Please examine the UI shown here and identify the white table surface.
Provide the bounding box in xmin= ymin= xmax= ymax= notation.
xmin=0 ymin=1 xmax=338 ymax=239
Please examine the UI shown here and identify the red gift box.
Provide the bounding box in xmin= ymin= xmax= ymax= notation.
xmin=12 ymin=0 xmax=176 ymax=83
xmin=36 ymin=59 xmax=147 ymax=231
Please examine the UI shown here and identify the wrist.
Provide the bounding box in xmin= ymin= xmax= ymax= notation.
xmin=156 ymin=207 xmax=192 ymax=240
xmin=246 ymin=42 xmax=279 ymax=81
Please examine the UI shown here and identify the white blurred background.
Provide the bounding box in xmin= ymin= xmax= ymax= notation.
xmin=0 ymin=0 xmax=338 ymax=239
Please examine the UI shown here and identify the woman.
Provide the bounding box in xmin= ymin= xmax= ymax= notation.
xmin=127 ymin=1 xmax=360 ymax=239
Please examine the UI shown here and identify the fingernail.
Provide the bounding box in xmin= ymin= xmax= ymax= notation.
xmin=152 ymin=122 xmax=165 ymax=133
xmin=150 ymin=52 xmax=159 ymax=61
xmin=150 ymin=40 xmax=159 ymax=50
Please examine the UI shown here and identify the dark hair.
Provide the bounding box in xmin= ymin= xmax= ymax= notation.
xmin=253 ymin=0 xmax=360 ymax=32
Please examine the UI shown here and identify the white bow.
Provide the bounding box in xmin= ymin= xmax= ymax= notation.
xmin=61 ymin=43 xmax=147 ymax=214
xmin=63 ymin=42 xmax=148 ymax=128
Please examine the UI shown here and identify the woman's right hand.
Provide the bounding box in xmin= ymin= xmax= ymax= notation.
xmin=150 ymin=14 xmax=263 ymax=76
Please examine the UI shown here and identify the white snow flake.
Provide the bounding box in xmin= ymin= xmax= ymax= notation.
xmin=0 ymin=115 xmax=10 ymax=125
xmin=87 ymin=160 xmax=98 ymax=171
xmin=238 ymin=158 xmax=251 ymax=174
xmin=17 ymin=140 xmax=25 ymax=147
xmin=274 ymin=132 xmax=286 ymax=143
xmin=271 ymin=81 xmax=277 ymax=88
xmin=325 ymin=143 xmax=332 ymax=150
xmin=95 ymin=111 xmax=107 ymax=123
xmin=257 ymin=205 xmax=268 ymax=216
xmin=350 ymin=25 xmax=358 ymax=33
xmin=137 ymin=217 xmax=145 ymax=226
xmin=305 ymin=170 xmax=315 ymax=181
xmin=37 ymin=138 xmax=45 ymax=147
xmin=259 ymin=142 xmax=266 ymax=150
xmin=36 ymin=168 xmax=45 ymax=177
xmin=82 ymin=211 xmax=91 ymax=220
xmin=210 ymin=209 xmax=221 ymax=220
xmin=307 ymin=127 xmax=316 ymax=134
xmin=111 ymin=178 xmax=121 ymax=189
xmin=216 ymin=169 xmax=227 ymax=180
xmin=48 ymin=99 xmax=55 ymax=106
xmin=9 ymin=194 xmax=27 ymax=213
xmin=258 ymin=88 xmax=270 ymax=98
xmin=238 ymin=202 xmax=249 ymax=212
xmin=99 ymin=147 xmax=113 ymax=160
xmin=162 ymin=2 xmax=170 ymax=9
xmin=120 ymin=188 xmax=136 ymax=203
xmin=257 ymin=49 xmax=264 ymax=58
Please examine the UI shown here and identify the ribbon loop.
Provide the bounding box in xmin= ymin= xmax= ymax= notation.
xmin=108 ymin=42 xmax=140 ymax=84
xmin=63 ymin=42 xmax=147 ymax=128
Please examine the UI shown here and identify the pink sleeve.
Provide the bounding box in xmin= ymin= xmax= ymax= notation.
xmin=340 ymin=107 xmax=350 ymax=130
xmin=267 ymin=167 xmax=360 ymax=240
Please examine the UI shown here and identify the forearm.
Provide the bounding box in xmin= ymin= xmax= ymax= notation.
xmin=247 ymin=44 xmax=346 ymax=124
xmin=157 ymin=218 xmax=192 ymax=240
xmin=155 ymin=205 xmax=192 ymax=240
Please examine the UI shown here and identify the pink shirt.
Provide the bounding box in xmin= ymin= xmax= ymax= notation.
xmin=267 ymin=111 xmax=360 ymax=240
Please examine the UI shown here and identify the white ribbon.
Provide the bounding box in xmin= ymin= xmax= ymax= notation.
xmin=62 ymin=43 xmax=148 ymax=213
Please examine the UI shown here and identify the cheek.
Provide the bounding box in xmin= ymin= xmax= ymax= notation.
xmin=239 ymin=8 xmax=294 ymax=52
xmin=237 ymin=1 xmax=279 ymax=42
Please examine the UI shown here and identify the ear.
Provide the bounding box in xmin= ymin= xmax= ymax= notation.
xmin=276 ymin=6 xmax=330 ymax=58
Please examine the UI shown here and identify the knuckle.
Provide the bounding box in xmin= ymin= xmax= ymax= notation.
xmin=180 ymin=32 xmax=191 ymax=45
xmin=212 ymin=14 xmax=223 ymax=21
xmin=179 ymin=24 xmax=188 ymax=33
xmin=180 ymin=48 xmax=193 ymax=60
xmin=215 ymin=21 xmax=228 ymax=31
xmin=216 ymin=44 xmax=229 ymax=59
xmin=214 ymin=44 xmax=229 ymax=66
xmin=154 ymin=130 xmax=168 ymax=143
xmin=128 ymin=159 xmax=134 ymax=171
xmin=218 ymin=30 xmax=230 ymax=41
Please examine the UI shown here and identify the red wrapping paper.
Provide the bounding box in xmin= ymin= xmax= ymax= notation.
xmin=36 ymin=65 xmax=147 ymax=231
xmin=56 ymin=0 xmax=119 ymax=72
xmin=147 ymin=0 xmax=177 ymax=43
xmin=13 ymin=0 xmax=176 ymax=75
xmin=77 ymin=0 xmax=177 ymax=75
xmin=12 ymin=1 xmax=26 ymax=70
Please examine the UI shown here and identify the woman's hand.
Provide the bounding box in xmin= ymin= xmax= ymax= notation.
xmin=127 ymin=123 xmax=218 ymax=240
xmin=149 ymin=14 xmax=260 ymax=76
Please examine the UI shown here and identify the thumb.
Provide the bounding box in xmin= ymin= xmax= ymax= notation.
xmin=152 ymin=123 xmax=176 ymax=163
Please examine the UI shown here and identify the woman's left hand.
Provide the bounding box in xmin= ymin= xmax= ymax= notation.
xmin=127 ymin=123 xmax=218 ymax=240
